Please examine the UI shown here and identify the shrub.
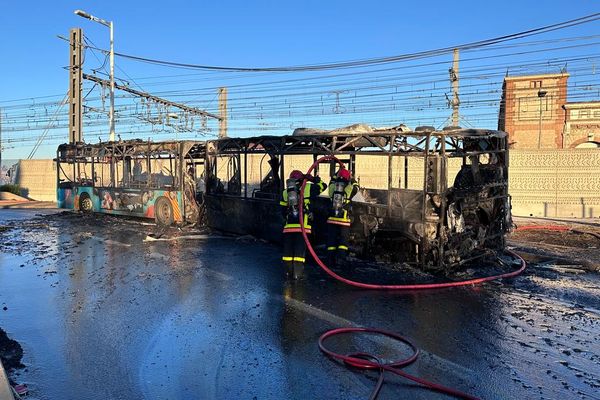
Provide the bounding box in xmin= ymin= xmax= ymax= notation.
xmin=0 ymin=184 xmax=21 ymax=196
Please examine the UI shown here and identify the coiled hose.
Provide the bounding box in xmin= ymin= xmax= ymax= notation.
xmin=298 ymin=155 xmax=527 ymax=399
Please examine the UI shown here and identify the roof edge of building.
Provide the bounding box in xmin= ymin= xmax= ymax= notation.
xmin=504 ymin=73 xmax=570 ymax=81
xmin=564 ymin=101 xmax=600 ymax=108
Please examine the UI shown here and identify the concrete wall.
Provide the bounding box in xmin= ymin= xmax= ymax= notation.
xmin=509 ymin=149 xmax=600 ymax=218
xmin=16 ymin=149 xmax=600 ymax=218
xmin=14 ymin=159 xmax=57 ymax=201
xmin=251 ymin=150 xmax=600 ymax=218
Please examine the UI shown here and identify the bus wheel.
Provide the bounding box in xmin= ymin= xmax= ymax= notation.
xmin=155 ymin=197 xmax=174 ymax=226
xmin=79 ymin=193 xmax=93 ymax=212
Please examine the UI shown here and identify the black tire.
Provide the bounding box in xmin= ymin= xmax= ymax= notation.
xmin=155 ymin=196 xmax=174 ymax=226
xmin=79 ymin=193 xmax=93 ymax=212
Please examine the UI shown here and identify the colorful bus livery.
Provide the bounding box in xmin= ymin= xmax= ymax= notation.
xmin=56 ymin=140 xmax=205 ymax=226
xmin=58 ymin=186 xmax=183 ymax=220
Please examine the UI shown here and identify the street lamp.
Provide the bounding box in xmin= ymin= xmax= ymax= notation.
xmin=537 ymin=90 xmax=547 ymax=149
xmin=74 ymin=9 xmax=115 ymax=142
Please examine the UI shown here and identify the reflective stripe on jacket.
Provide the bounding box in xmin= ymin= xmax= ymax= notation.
xmin=327 ymin=177 xmax=359 ymax=225
xmin=280 ymin=179 xmax=326 ymax=233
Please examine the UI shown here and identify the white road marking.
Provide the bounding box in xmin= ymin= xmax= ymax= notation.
xmin=200 ymin=268 xmax=232 ymax=282
xmin=143 ymin=234 xmax=211 ymax=242
xmin=135 ymin=251 xmax=475 ymax=380
xmin=284 ymin=297 xmax=357 ymax=327
xmin=283 ymin=295 xmax=474 ymax=377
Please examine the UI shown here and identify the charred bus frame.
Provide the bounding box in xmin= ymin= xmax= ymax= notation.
xmin=56 ymin=139 xmax=206 ymax=225
xmin=55 ymin=127 xmax=511 ymax=271
xmin=203 ymin=127 xmax=511 ymax=271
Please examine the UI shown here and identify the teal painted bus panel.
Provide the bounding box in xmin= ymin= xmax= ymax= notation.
xmin=57 ymin=186 xmax=184 ymax=221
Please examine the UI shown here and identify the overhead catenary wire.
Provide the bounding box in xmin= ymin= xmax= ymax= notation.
xmin=68 ymin=12 xmax=600 ymax=72
xmin=6 ymin=44 xmax=600 ymax=111
xmin=27 ymin=93 xmax=69 ymax=159
xmin=116 ymin=33 xmax=600 ymax=82
xmin=112 ymin=41 xmax=600 ymax=92
xmin=6 ymin=57 xmax=594 ymax=118
xmin=5 ymin=14 xmax=600 ymax=154
xmin=5 ymin=72 xmax=599 ymax=121
xmin=54 ymin=37 xmax=600 ymax=97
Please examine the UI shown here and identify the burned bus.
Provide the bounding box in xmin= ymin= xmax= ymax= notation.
xmin=203 ymin=125 xmax=511 ymax=271
xmin=56 ymin=125 xmax=511 ymax=271
xmin=56 ymin=139 xmax=206 ymax=225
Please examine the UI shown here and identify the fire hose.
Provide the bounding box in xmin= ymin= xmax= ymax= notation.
xmin=298 ymin=155 xmax=527 ymax=399
xmin=514 ymin=224 xmax=600 ymax=240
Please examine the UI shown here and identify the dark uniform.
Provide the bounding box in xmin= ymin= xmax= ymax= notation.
xmin=326 ymin=172 xmax=359 ymax=267
xmin=280 ymin=174 xmax=326 ymax=279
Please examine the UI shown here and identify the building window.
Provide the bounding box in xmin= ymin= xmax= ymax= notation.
xmin=531 ymin=80 xmax=542 ymax=88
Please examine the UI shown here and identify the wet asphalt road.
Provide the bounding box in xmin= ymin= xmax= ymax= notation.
xmin=0 ymin=209 xmax=599 ymax=400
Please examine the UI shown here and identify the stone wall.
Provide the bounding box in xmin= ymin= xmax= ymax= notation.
xmin=0 ymin=359 xmax=14 ymax=400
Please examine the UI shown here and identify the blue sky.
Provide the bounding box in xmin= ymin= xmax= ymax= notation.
xmin=1 ymin=1 xmax=599 ymax=159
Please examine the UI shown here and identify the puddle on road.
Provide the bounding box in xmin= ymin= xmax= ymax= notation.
xmin=1 ymin=210 xmax=599 ymax=399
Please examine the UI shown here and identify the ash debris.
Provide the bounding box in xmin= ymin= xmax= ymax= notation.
xmin=0 ymin=327 xmax=24 ymax=373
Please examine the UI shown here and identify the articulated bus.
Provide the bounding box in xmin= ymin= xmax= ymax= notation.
xmin=56 ymin=125 xmax=511 ymax=271
xmin=56 ymin=139 xmax=206 ymax=225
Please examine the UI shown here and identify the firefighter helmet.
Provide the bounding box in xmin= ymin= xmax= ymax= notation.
xmin=338 ymin=168 xmax=351 ymax=181
xmin=289 ymin=170 xmax=304 ymax=180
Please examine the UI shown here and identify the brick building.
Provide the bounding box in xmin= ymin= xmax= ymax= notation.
xmin=563 ymin=101 xmax=600 ymax=148
xmin=498 ymin=73 xmax=600 ymax=149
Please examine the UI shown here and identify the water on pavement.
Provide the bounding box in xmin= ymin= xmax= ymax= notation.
xmin=0 ymin=209 xmax=599 ymax=399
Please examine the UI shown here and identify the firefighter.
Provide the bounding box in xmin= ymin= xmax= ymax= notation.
xmin=280 ymin=170 xmax=326 ymax=280
xmin=326 ymin=167 xmax=359 ymax=267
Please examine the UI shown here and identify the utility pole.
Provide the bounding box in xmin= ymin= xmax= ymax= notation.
xmin=109 ymin=19 xmax=115 ymax=142
xmin=450 ymin=48 xmax=460 ymax=127
xmin=218 ymin=87 xmax=228 ymax=138
xmin=74 ymin=10 xmax=114 ymax=142
xmin=68 ymin=27 xmax=83 ymax=144
xmin=0 ymin=109 xmax=3 ymax=185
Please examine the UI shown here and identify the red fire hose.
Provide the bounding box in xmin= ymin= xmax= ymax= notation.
xmin=318 ymin=327 xmax=480 ymax=400
xmin=514 ymin=224 xmax=600 ymax=239
xmin=298 ymin=155 xmax=527 ymax=400
xmin=298 ymin=155 xmax=527 ymax=290
xmin=514 ymin=224 xmax=570 ymax=232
